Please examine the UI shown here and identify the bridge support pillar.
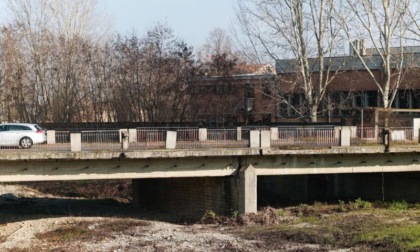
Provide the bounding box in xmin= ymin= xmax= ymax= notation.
xmin=237 ymin=164 xmax=257 ymax=214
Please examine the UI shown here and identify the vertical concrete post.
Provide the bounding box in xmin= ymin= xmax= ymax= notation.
xmin=237 ymin=127 xmax=242 ymax=141
xmin=238 ymin=165 xmax=257 ymax=214
xmin=260 ymin=130 xmax=271 ymax=148
xmin=121 ymin=129 xmax=129 ymax=150
xmin=270 ymin=127 xmax=278 ymax=141
xmin=70 ymin=133 xmax=82 ymax=152
xmin=413 ymin=118 xmax=420 ymax=142
xmin=166 ymin=131 xmax=177 ymax=149
xmin=199 ymin=128 xmax=207 ymax=141
xmin=47 ymin=130 xmax=56 ymax=145
xmin=340 ymin=127 xmax=351 ymax=146
xmin=250 ymin=130 xmax=260 ymax=148
xmin=128 ymin=129 xmax=137 ymax=143
xmin=334 ymin=126 xmax=341 ymax=139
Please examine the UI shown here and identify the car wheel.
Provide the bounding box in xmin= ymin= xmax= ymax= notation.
xmin=20 ymin=137 xmax=33 ymax=149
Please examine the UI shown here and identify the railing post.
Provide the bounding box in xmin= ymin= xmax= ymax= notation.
xmin=166 ymin=131 xmax=177 ymax=149
xmin=70 ymin=133 xmax=81 ymax=152
xmin=270 ymin=127 xmax=278 ymax=141
xmin=413 ymin=118 xmax=420 ymax=143
xmin=121 ymin=129 xmax=129 ymax=150
xmin=237 ymin=127 xmax=242 ymax=141
xmin=128 ymin=129 xmax=137 ymax=143
xmin=199 ymin=128 xmax=207 ymax=141
xmin=260 ymin=130 xmax=271 ymax=148
xmin=250 ymin=130 xmax=260 ymax=148
xmin=340 ymin=127 xmax=351 ymax=147
xmin=47 ymin=130 xmax=56 ymax=145
xmin=383 ymin=128 xmax=390 ymax=152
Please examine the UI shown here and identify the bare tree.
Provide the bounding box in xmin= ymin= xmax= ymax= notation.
xmin=4 ymin=0 xmax=112 ymax=123
xmin=110 ymin=25 xmax=197 ymax=123
xmin=337 ymin=0 xmax=413 ymax=110
xmin=198 ymin=28 xmax=241 ymax=63
xmin=235 ymin=0 xmax=345 ymax=122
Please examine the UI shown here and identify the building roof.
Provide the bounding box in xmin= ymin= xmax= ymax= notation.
xmin=276 ymin=52 xmax=420 ymax=74
xmin=232 ymin=64 xmax=276 ymax=75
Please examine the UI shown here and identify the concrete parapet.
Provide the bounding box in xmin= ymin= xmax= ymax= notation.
xmin=260 ymin=130 xmax=271 ymax=148
xmin=70 ymin=133 xmax=81 ymax=152
xmin=166 ymin=131 xmax=177 ymax=149
xmin=47 ymin=130 xmax=56 ymax=145
xmin=128 ymin=129 xmax=137 ymax=143
xmin=250 ymin=130 xmax=260 ymax=148
xmin=199 ymin=128 xmax=207 ymax=141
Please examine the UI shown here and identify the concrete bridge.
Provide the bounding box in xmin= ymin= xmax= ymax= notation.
xmin=1 ymin=126 xmax=420 ymax=217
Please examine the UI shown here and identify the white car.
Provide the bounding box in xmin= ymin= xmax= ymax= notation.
xmin=0 ymin=123 xmax=47 ymax=149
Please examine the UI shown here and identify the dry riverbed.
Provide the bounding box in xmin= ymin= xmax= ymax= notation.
xmin=0 ymin=181 xmax=419 ymax=251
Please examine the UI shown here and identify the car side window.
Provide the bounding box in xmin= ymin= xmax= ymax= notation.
xmin=22 ymin=126 xmax=31 ymax=131
xmin=8 ymin=125 xmax=17 ymax=131
xmin=0 ymin=125 xmax=6 ymax=132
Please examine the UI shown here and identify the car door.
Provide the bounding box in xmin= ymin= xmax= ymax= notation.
xmin=0 ymin=125 xmax=7 ymax=146
xmin=4 ymin=125 xmax=20 ymax=145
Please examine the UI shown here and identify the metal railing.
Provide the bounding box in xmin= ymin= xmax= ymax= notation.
xmin=132 ymin=128 xmax=166 ymax=150
xmin=175 ymin=128 xmax=200 ymax=149
xmin=350 ymin=127 xmax=383 ymax=145
xmin=0 ymin=125 xmax=418 ymax=152
xmin=81 ymin=130 xmax=120 ymax=151
xmin=389 ymin=128 xmax=415 ymax=144
xmin=271 ymin=127 xmax=339 ymax=147
xmin=205 ymin=129 xmax=249 ymax=148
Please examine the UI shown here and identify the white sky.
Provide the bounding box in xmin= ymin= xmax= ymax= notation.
xmin=103 ymin=0 xmax=236 ymax=48
xmin=0 ymin=0 xmax=237 ymax=49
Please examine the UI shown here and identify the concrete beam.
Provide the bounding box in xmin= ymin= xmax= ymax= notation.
xmin=250 ymin=152 xmax=420 ymax=175
xmin=0 ymin=156 xmax=239 ymax=182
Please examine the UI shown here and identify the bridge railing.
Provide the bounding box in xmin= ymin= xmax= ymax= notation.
xmin=350 ymin=127 xmax=383 ymax=145
xmin=3 ymin=125 xmax=420 ymax=152
xmin=271 ymin=127 xmax=339 ymax=147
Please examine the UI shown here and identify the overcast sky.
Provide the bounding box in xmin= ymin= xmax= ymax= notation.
xmin=0 ymin=0 xmax=237 ymax=49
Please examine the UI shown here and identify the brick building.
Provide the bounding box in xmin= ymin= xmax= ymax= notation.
xmin=276 ymin=44 xmax=420 ymax=125
xmin=191 ymin=45 xmax=420 ymax=126
xmin=190 ymin=64 xmax=278 ymax=125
